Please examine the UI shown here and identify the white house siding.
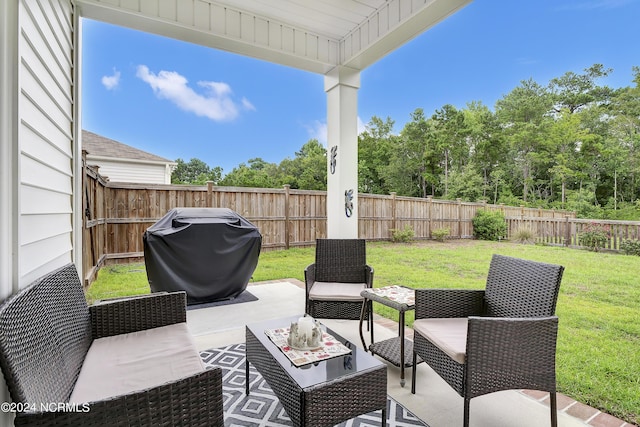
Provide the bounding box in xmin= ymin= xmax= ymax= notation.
xmin=18 ymin=0 xmax=76 ymax=286
xmin=1 ymin=0 xmax=76 ymax=417
xmin=89 ymin=158 xmax=170 ymax=184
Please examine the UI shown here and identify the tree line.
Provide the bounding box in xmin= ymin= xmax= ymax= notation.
xmin=172 ymin=64 xmax=640 ymax=220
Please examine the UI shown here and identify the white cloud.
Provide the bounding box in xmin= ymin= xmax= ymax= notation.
xmin=136 ymin=65 xmax=254 ymax=122
xmin=101 ymin=69 xmax=121 ymax=90
xmin=241 ymin=97 xmax=256 ymax=111
xmin=357 ymin=116 xmax=366 ymax=135
xmin=306 ymin=120 xmax=328 ymax=145
xmin=305 ymin=116 xmax=366 ymax=146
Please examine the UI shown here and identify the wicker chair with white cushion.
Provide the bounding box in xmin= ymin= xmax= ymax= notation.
xmin=304 ymin=239 xmax=373 ymax=321
xmin=411 ymin=254 xmax=564 ymax=427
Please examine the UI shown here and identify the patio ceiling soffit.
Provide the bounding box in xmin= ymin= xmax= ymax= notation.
xmin=76 ymin=0 xmax=472 ymax=75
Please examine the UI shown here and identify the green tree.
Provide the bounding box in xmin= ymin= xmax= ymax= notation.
xmin=495 ymin=78 xmax=554 ymax=202
xmin=547 ymin=110 xmax=587 ymax=207
xmin=548 ymin=64 xmax=612 ymax=114
xmin=447 ymin=162 xmax=484 ymax=201
xmin=171 ymin=158 xmax=222 ymax=184
xmin=388 ymin=108 xmax=441 ymax=197
xmin=220 ymin=158 xmax=279 ymax=188
xmin=280 ymin=139 xmax=327 ymax=190
xmin=358 ymin=116 xmax=395 ymax=194
xmin=429 ymin=104 xmax=468 ymax=197
xmin=464 ymin=102 xmax=507 ymax=200
xmin=607 ymin=66 xmax=640 ymax=206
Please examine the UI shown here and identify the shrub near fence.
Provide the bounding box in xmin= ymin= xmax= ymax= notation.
xmin=81 ymin=165 xmax=640 ymax=286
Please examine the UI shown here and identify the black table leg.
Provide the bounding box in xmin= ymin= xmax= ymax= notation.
xmin=358 ymin=299 xmax=367 ymax=350
xmin=245 ymin=358 xmax=250 ymax=395
xmin=400 ymin=310 xmax=406 ymax=387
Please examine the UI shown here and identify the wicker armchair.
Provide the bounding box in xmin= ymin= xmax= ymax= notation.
xmin=304 ymin=239 xmax=373 ymax=321
xmin=411 ymin=254 xmax=564 ymax=427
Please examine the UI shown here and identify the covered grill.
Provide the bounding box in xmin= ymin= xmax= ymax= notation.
xmin=143 ymin=208 xmax=261 ymax=304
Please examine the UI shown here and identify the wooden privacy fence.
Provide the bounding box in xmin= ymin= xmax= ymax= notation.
xmin=83 ymin=165 xmax=638 ymax=286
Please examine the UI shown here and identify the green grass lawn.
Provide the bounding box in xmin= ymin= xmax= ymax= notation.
xmin=86 ymin=240 xmax=640 ymax=425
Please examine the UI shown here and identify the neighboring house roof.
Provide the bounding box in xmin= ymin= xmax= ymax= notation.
xmin=82 ymin=130 xmax=173 ymax=164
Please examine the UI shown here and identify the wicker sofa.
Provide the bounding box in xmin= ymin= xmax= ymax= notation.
xmin=0 ymin=263 xmax=223 ymax=426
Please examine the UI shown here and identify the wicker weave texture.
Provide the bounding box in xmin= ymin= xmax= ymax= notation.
xmin=369 ymin=337 xmax=417 ymax=368
xmin=485 ymin=254 xmax=564 ymax=317
xmin=246 ymin=328 xmax=304 ymax=425
xmin=305 ymin=239 xmax=374 ymax=320
xmin=90 ymin=292 xmax=187 ymax=339
xmin=412 ymin=254 xmax=564 ymax=427
xmin=304 ymin=367 xmax=387 ymax=427
xmin=14 ymin=369 xmax=224 ymax=427
xmin=314 ymin=239 xmax=367 ymax=283
xmin=0 ymin=263 xmax=225 ymax=427
xmin=414 ymin=289 xmax=484 ymax=319
xmin=307 ymin=300 xmax=365 ymax=319
xmin=0 ymin=264 xmax=92 ymax=405
xmin=413 ymin=333 xmax=465 ymax=394
xmin=466 ymin=316 xmax=558 ymax=398
xmin=246 ymin=326 xmax=387 ymax=427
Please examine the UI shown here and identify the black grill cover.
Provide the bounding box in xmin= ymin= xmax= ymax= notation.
xmin=143 ymin=208 xmax=261 ymax=304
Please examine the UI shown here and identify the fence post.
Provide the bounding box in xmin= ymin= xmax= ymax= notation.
xmin=456 ymin=198 xmax=462 ymax=238
xmin=390 ymin=192 xmax=397 ymax=233
xmin=427 ymin=196 xmax=433 ymax=238
xmin=565 ymin=215 xmax=571 ymax=247
xmin=284 ymin=185 xmax=290 ymax=250
xmin=207 ymin=181 xmax=213 ymax=207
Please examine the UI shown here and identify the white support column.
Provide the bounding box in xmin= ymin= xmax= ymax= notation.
xmin=324 ymin=66 xmax=360 ymax=239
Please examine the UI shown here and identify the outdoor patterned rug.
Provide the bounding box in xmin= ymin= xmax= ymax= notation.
xmin=200 ymin=343 xmax=430 ymax=427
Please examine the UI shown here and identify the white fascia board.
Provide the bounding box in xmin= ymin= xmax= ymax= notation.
xmin=343 ymin=0 xmax=473 ymax=70
xmin=77 ymin=0 xmax=340 ymax=74
xmin=87 ymin=154 xmax=177 ymax=167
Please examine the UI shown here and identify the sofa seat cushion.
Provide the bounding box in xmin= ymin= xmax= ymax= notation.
xmin=309 ymin=282 xmax=367 ymax=302
xmin=413 ymin=318 xmax=468 ymax=364
xmin=70 ymin=323 xmax=204 ymax=403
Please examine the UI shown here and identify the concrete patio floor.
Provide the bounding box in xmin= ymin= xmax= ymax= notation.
xmin=186 ymin=280 xmax=628 ymax=427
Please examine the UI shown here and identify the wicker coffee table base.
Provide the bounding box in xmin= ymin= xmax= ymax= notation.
xmin=246 ymin=326 xmax=387 ymax=427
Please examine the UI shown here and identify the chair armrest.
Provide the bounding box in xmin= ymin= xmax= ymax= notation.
xmin=14 ymin=367 xmax=224 ymax=427
xmin=90 ymin=291 xmax=187 ymax=339
xmin=465 ymin=316 xmax=559 ymax=397
xmin=304 ymin=264 xmax=316 ymax=295
xmin=415 ymin=289 xmax=485 ymax=319
xmin=365 ymin=265 xmax=374 ymax=288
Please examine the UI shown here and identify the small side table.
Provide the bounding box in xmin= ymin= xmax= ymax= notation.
xmin=359 ymin=285 xmax=420 ymax=387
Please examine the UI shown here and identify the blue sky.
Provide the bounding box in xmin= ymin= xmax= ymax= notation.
xmin=81 ymin=0 xmax=640 ymax=175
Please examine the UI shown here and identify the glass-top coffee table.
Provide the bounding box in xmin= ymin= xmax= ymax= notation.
xmin=245 ymin=315 xmax=388 ymax=427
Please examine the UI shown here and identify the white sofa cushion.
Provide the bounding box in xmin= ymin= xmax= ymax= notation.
xmin=413 ymin=318 xmax=468 ymax=364
xmin=309 ymin=282 xmax=367 ymax=301
xmin=69 ymin=322 xmax=204 ymax=403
